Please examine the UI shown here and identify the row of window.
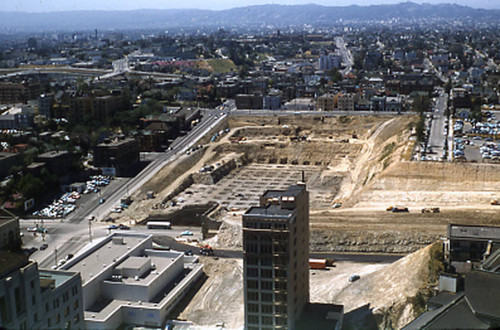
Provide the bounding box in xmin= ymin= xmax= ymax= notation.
xmin=247 ymin=303 xmax=287 ymax=314
xmin=247 ymin=314 xmax=288 ymax=326
xmin=247 ymin=279 xmax=287 ymax=291
xmin=245 ymin=221 xmax=289 ymax=230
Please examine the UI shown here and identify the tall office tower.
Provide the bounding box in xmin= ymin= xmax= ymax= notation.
xmin=243 ymin=184 xmax=310 ymax=330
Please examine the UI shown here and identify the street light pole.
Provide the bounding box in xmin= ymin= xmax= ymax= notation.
xmin=88 ymin=219 xmax=93 ymax=243
xmin=54 ymin=248 xmax=58 ymax=267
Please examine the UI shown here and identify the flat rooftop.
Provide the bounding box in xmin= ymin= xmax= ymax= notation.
xmin=245 ymin=204 xmax=295 ymax=219
xmin=449 ymin=224 xmax=500 ymax=240
xmin=120 ymin=255 xmax=177 ymax=286
xmin=65 ymin=234 xmax=148 ymax=284
xmin=39 ymin=270 xmax=76 ymax=288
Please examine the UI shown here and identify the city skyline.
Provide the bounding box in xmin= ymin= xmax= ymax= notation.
xmin=2 ymin=0 xmax=499 ymax=12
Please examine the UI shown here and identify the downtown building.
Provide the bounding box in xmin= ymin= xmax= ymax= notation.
xmin=243 ymin=184 xmax=342 ymax=330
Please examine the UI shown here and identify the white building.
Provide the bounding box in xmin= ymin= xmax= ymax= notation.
xmin=0 ymin=252 xmax=84 ymax=329
xmin=62 ymin=233 xmax=203 ymax=329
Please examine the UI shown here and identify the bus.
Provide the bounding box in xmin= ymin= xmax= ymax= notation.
xmin=146 ymin=221 xmax=171 ymax=229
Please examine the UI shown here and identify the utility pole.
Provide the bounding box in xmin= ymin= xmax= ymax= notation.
xmin=88 ymin=219 xmax=93 ymax=243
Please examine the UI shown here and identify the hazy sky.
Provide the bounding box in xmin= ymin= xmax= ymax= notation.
xmin=3 ymin=0 xmax=500 ymax=12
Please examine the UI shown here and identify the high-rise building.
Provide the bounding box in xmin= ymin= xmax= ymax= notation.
xmin=243 ymin=184 xmax=310 ymax=330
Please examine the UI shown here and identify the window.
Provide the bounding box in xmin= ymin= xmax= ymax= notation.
xmin=46 ymin=302 xmax=50 ymax=312
xmin=247 ymin=280 xmax=258 ymax=289
xmin=261 ymin=257 xmax=272 ymax=266
xmin=246 ymin=268 xmax=258 ymax=277
xmin=276 ymin=305 xmax=287 ymax=314
xmin=261 ymin=293 xmax=273 ymax=302
xmin=73 ymin=300 xmax=79 ymax=310
xmin=73 ymin=314 xmax=80 ymax=324
xmin=262 ymin=316 xmax=273 ymax=325
xmin=262 ymin=304 xmax=273 ymax=313
xmin=14 ymin=287 xmax=22 ymax=316
xmin=32 ymin=295 xmax=36 ymax=305
xmin=247 ymin=303 xmax=259 ymax=313
xmin=276 ymin=317 xmax=287 ymax=325
xmin=53 ymin=299 xmax=59 ymax=309
xmin=247 ymin=257 xmax=258 ymax=265
xmin=247 ymin=291 xmax=258 ymax=301
xmin=34 ymin=313 xmax=38 ymax=322
xmin=64 ymin=306 xmax=69 ymax=317
xmin=261 ymin=268 xmax=272 ymax=278
xmin=0 ymin=296 xmax=9 ymax=323
xmin=56 ymin=314 xmax=60 ymax=323
xmin=248 ymin=315 xmax=259 ymax=324
xmin=47 ymin=317 xmax=51 ymax=327
xmin=261 ymin=281 xmax=273 ymax=290
xmin=30 ymin=280 xmax=35 ymax=289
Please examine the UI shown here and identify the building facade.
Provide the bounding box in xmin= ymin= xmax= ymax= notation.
xmin=243 ymin=184 xmax=310 ymax=330
xmin=0 ymin=252 xmax=84 ymax=330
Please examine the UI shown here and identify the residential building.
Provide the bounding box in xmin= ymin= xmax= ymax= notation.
xmin=236 ymin=94 xmax=264 ymax=110
xmin=93 ymin=137 xmax=139 ymax=176
xmin=37 ymin=150 xmax=74 ymax=177
xmin=337 ymin=93 xmax=356 ymax=111
xmin=0 ymin=83 xmax=27 ymax=104
xmin=317 ymin=93 xmax=336 ymax=111
xmin=61 ymin=233 xmax=204 ymax=329
xmin=318 ymin=53 xmax=342 ymax=72
xmin=0 ymin=251 xmax=84 ymax=330
xmin=263 ymin=90 xmax=282 ymax=110
xmin=38 ymin=94 xmax=55 ymax=119
xmin=386 ymin=96 xmax=403 ymax=113
xmin=0 ymin=152 xmax=23 ymax=179
xmin=0 ymin=106 xmax=34 ymax=129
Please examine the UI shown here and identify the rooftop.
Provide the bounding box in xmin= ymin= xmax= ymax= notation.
xmin=449 ymin=224 xmax=500 ymax=241
xmin=0 ymin=251 xmax=28 ymax=278
xmin=39 ymin=269 xmax=77 ymax=288
xmin=65 ymin=234 xmax=148 ymax=284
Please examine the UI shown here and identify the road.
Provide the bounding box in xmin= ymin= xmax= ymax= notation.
xmin=427 ymin=90 xmax=449 ymax=160
xmin=229 ymin=109 xmax=416 ymax=117
xmin=22 ymin=109 xmax=226 ymax=268
xmin=336 ymin=36 xmax=354 ymax=76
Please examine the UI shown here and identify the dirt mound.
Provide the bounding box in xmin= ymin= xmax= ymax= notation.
xmin=178 ymin=258 xmax=244 ymax=328
xmin=330 ymin=243 xmax=439 ymax=329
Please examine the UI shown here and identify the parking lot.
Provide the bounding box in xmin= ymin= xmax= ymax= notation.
xmin=170 ymin=164 xmax=326 ymax=211
xmin=453 ymin=111 xmax=500 ymax=163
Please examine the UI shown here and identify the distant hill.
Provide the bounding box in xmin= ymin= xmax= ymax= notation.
xmin=1 ymin=2 xmax=499 ymax=32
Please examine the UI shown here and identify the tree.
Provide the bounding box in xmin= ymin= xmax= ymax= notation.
xmin=329 ymin=67 xmax=342 ymax=83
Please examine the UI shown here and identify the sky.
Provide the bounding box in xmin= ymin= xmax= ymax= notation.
xmin=2 ymin=0 xmax=500 ymax=12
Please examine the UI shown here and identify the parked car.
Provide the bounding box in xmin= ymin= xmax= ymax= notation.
xmin=181 ymin=230 xmax=194 ymax=236
xmin=40 ymin=243 xmax=48 ymax=251
xmin=118 ymin=224 xmax=130 ymax=230
xmin=66 ymin=254 xmax=74 ymax=261
xmin=349 ymin=274 xmax=360 ymax=282
xmin=99 ymin=198 xmax=105 ymax=204
xmin=108 ymin=224 xmax=118 ymax=230
xmin=184 ymin=250 xmax=193 ymax=256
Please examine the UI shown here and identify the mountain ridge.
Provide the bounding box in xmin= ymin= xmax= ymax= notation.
xmin=1 ymin=2 xmax=498 ymax=32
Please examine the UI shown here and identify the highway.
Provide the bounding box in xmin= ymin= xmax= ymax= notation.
xmin=336 ymin=36 xmax=354 ymax=76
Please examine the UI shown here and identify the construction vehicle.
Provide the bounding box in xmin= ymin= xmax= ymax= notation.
xmin=391 ymin=206 xmax=409 ymax=213
xmin=491 ymin=200 xmax=499 ymax=206
xmin=309 ymin=258 xmax=327 ymax=269
xmin=200 ymin=245 xmax=214 ymax=256
xmin=421 ymin=207 xmax=440 ymax=213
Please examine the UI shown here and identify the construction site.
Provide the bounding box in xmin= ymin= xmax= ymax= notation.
xmin=110 ymin=113 xmax=500 ymax=329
